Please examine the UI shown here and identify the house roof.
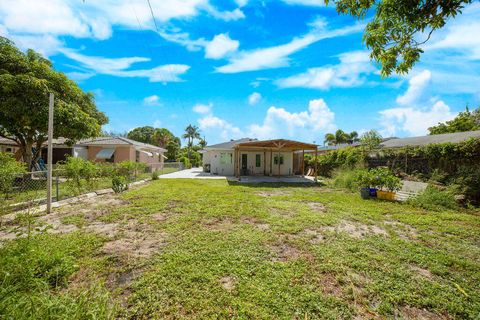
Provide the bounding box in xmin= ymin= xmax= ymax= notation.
xmin=204 ymin=138 xmax=257 ymax=150
xmin=236 ymin=139 xmax=317 ymax=150
xmin=203 ymin=138 xmax=317 ymax=151
xmin=380 ymin=130 xmax=480 ymax=148
xmin=77 ymin=136 xmax=166 ymax=152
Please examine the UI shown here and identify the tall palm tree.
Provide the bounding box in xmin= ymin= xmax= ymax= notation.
xmin=334 ymin=129 xmax=349 ymax=144
xmin=324 ymin=133 xmax=336 ymax=146
xmin=348 ymin=131 xmax=359 ymax=143
xmin=182 ymin=124 xmax=201 ymax=160
xmin=153 ymin=128 xmax=171 ymax=148
xmin=198 ymin=137 xmax=207 ymax=148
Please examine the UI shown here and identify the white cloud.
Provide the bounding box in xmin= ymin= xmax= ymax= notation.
xmin=379 ymin=70 xmax=455 ymax=137
xmin=379 ymin=101 xmax=455 ymax=137
xmin=216 ymin=18 xmax=364 ymax=73
xmin=0 ymin=0 xmax=242 ymax=55
xmin=395 ymin=70 xmax=431 ymax=106
xmin=65 ymin=71 xmax=95 ymax=82
xmin=205 ymin=33 xmax=239 ymax=59
xmin=235 ymin=0 xmax=249 ymax=7
xmin=193 ymin=103 xmax=212 ymax=114
xmin=425 ymin=3 xmax=480 ymax=60
xmin=60 ymin=49 xmax=190 ymax=82
xmin=144 ymin=95 xmax=160 ymax=105
xmin=248 ymin=99 xmax=335 ymax=140
xmin=275 ymin=50 xmax=375 ymax=90
xmin=198 ymin=115 xmax=243 ymax=141
xmin=248 ymin=92 xmax=262 ymax=105
xmin=281 ymin=0 xmax=325 ymax=6
xmin=153 ymin=119 xmax=162 ymax=128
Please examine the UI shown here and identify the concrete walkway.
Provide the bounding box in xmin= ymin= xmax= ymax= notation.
xmin=159 ymin=168 xmax=316 ymax=183
xmin=159 ymin=168 xmax=228 ymax=179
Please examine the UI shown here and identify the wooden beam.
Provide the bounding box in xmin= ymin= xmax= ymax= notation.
xmin=301 ymin=149 xmax=305 ymax=177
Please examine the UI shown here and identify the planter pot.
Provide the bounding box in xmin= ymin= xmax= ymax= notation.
xmin=377 ymin=190 xmax=396 ymax=201
xmin=360 ymin=188 xmax=370 ymax=199
xmin=369 ymin=188 xmax=378 ymax=197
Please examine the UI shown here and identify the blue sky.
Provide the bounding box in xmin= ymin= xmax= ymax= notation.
xmin=1 ymin=0 xmax=480 ymax=145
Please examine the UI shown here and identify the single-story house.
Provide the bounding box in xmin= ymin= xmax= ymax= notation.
xmin=379 ymin=130 xmax=480 ymax=148
xmin=201 ymin=138 xmax=317 ymax=177
xmin=1 ymin=136 xmax=166 ymax=169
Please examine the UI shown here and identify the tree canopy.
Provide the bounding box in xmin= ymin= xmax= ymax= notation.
xmin=428 ymin=106 xmax=480 ymax=135
xmin=326 ymin=0 xmax=473 ymax=76
xmin=0 ymin=37 xmax=108 ymax=168
xmin=127 ymin=126 xmax=181 ymax=161
xmin=324 ymin=129 xmax=359 ymax=146
xmin=360 ymin=129 xmax=383 ymax=150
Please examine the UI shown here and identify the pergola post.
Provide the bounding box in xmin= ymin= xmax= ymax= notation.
xmin=263 ymin=150 xmax=266 ymax=175
xmin=301 ymin=149 xmax=305 ymax=177
xmin=277 ymin=151 xmax=281 ymax=177
xmin=270 ymin=149 xmax=273 ymax=176
xmin=314 ymin=148 xmax=318 ymax=182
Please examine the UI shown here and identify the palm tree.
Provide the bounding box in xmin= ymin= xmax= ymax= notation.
xmin=334 ymin=129 xmax=349 ymax=145
xmin=348 ymin=131 xmax=359 ymax=144
xmin=198 ymin=137 xmax=207 ymax=148
xmin=153 ymin=128 xmax=171 ymax=148
xmin=182 ymin=124 xmax=201 ymax=160
xmin=324 ymin=133 xmax=336 ymax=146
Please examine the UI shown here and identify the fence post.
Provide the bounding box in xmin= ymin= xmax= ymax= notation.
xmin=46 ymin=93 xmax=54 ymax=214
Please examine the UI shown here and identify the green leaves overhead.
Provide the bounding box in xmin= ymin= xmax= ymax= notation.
xmin=325 ymin=0 xmax=473 ymax=76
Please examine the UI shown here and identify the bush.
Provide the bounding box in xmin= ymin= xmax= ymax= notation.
xmin=352 ymin=167 xmax=402 ymax=191
xmin=152 ymin=170 xmax=160 ymax=180
xmin=116 ymin=161 xmax=147 ymax=181
xmin=407 ymin=186 xmax=459 ymax=211
xmin=112 ymin=176 xmax=128 ymax=193
xmin=59 ymin=157 xmax=98 ymax=194
xmin=0 ymin=152 xmax=26 ymax=199
xmin=179 ymin=157 xmax=191 ymax=169
xmin=331 ymin=168 xmax=363 ymax=191
xmin=309 ymin=147 xmax=365 ymax=177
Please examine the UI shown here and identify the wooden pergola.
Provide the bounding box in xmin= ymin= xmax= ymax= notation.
xmin=233 ymin=139 xmax=318 ymax=179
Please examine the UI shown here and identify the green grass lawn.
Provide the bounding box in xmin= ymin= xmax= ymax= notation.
xmin=1 ymin=179 xmax=479 ymax=319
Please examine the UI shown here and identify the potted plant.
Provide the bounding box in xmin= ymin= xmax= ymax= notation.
xmin=376 ymin=169 xmax=402 ymax=201
xmin=355 ymin=170 xmax=373 ymax=199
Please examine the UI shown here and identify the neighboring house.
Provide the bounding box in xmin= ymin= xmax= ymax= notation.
xmin=380 ymin=130 xmax=480 ymax=148
xmin=75 ymin=137 xmax=166 ymax=169
xmin=1 ymin=136 xmax=166 ymax=169
xmin=201 ymin=138 xmax=317 ymax=177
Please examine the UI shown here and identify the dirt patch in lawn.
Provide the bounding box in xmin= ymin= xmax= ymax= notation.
xmin=256 ymin=190 xmax=292 ymax=197
xmin=306 ymin=202 xmax=326 ymax=212
xmin=301 ymin=228 xmax=325 ymax=243
xmin=383 ymin=220 xmax=419 ymax=240
xmin=409 ymin=265 xmax=433 ymax=279
xmin=320 ymin=273 xmax=343 ymax=297
xmin=396 ymin=306 xmax=448 ymax=320
xmin=269 ymin=242 xmax=312 ymax=262
xmin=202 ymin=217 xmax=236 ymax=232
xmin=322 ymin=220 xmax=388 ymax=238
xmin=241 ymin=216 xmax=270 ymax=231
xmin=219 ymin=276 xmax=236 ymax=291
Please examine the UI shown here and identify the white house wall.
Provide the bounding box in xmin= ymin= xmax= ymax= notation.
xmin=206 ymin=150 xmax=235 ymax=176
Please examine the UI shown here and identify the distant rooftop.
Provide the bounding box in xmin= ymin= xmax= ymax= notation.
xmin=381 ymin=130 xmax=480 ymax=148
xmin=204 ymin=138 xmax=257 ymax=150
xmin=77 ymin=136 xmax=166 ymax=152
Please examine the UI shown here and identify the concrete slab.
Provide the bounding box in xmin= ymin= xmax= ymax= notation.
xmin=159 ymin=168 xmax=316 ymax=183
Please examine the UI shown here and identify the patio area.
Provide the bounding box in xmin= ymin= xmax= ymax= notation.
xmin=159 ymin=167 xmax=316 ymax=183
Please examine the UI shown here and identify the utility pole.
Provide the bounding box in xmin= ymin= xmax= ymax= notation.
xmin=46 ymin=93 xmax=54 ymax=214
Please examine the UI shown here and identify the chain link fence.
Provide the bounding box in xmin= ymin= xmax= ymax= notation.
xmin=0 ymin=162 xmax=184 ymax=215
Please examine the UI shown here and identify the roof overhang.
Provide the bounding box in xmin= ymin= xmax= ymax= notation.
xmin=235 ymin=139 xmax=317 ymax=151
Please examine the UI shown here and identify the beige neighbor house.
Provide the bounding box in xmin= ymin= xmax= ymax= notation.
xmin=1 ymin=136 xmax=166 ymax=169
xmin=75 ymin=137 xmax=167 ymax=170
xmin=201 ymin=138 xmax=317 ymax=177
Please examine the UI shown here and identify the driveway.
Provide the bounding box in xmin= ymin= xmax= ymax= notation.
xmin=160 ymin=168 xmax=315 ymax=183
xmin=159 ymin=168 xmax=228 ymax=179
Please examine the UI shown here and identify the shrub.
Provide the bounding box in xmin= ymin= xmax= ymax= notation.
xmin=331 ymin=168 xmax=363 ymax=191
xmin=59 ymin=157 xmax=98 ymax=194
xmin=112 ymin=176 xmax=128 ymax=193
xmin=152 ymin=170 xmax=160 ymax=180
xmin=0 ymin=152 xmax=26 ymax=199
xmin=309 ymin=147 xmax=365 ymax=177
xmin=116 ymin=161 xmax=147 ymax=181
xmin=179 ymin=157 xmax=191 ymax=169
xmin=407 ymin=186 xmax=459 ymax=211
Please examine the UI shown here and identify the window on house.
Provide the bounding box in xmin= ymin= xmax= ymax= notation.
xmin=220 ymin=153 xmax=232 ymax=164
xmin=274 ymin=154 xmax=284 ymax=165
xmin=255 ymin=154 xmax=261 ymax=167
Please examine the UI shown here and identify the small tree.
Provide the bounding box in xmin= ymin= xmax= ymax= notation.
xmin=360 ymin=130 xmax=382 ymax=150
xmin=0 ymin=152 xmax=26 ymax=200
